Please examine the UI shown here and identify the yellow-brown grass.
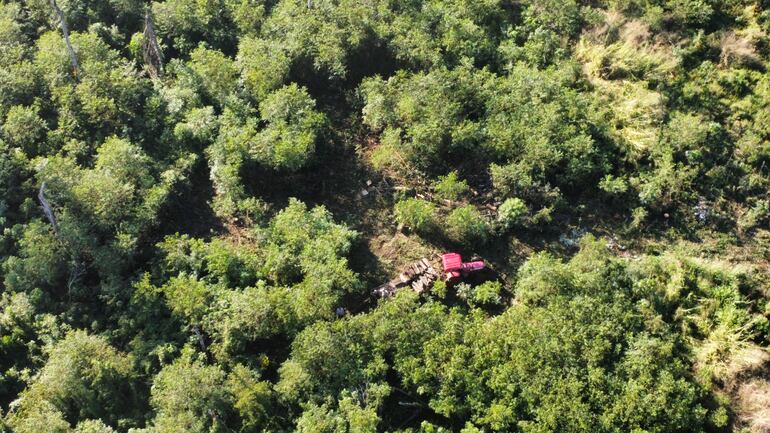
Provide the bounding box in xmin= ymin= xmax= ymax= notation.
xmin=736 ymin=379 xmax=770 ymax=433
xmin=576 ymin=12 xmax=679 ymax=82
xmin=720 ymin=31 xmax=761 ymax=68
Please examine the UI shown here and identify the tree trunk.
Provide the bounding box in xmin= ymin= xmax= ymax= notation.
xmin=49 ymin=0 xmax=79 ymax=79
xmin=143 ymin=8 xmax=164 ymax=79
xmin=192 ymin=325 xmax=207 ymax=351
xmin=38 ymin=182 xmax=59 ymax=236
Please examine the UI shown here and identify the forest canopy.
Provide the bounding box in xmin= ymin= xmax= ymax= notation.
xmin=0 ymin=0 xmax=769 ymax=432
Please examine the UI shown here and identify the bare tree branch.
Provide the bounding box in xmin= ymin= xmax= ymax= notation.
xmin=192 ymin=325 xmax=207 ymax=352
xmin=143 ymin=8 xmax=164 ymax=79
xmin=38 ymin=182 xmax=59 ymax=236
xmin=67 ymin=260 xmax=86 ymax=297
xmin=49 ymin=0 xmax=79 ymax=79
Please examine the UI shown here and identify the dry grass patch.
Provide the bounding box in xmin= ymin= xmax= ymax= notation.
xmin=576 ymin=12 xmax=679 ymax=82
xmin=720 ymin=31 xmax=762 ymax=68
xmin=368 ymin=232 xmax=437 ymax=275
xmin=575 ymin=11 xmax=677 ymax=158
xmin=736 ymin=378 xmax=770 ymax=433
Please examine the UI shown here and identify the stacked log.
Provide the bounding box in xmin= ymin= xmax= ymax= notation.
xmin=411 ymin=258 xmax=438 ymax=294
xmin=373 ymin=257 xmax=439 ymax=298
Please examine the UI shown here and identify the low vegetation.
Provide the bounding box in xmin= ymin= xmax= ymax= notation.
xmin=0 ymin=0 xmax=769 ymax=432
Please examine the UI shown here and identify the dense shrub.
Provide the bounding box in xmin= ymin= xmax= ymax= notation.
xmin=445 ymin=205 xmax=490 ymax=245
xmin=394 ymin=198 xmax=438 ymax=234
xmin=433 ymin=171 xmax=470 ymax=201
xmin=497 ymin=197 xmax=528 ymax=229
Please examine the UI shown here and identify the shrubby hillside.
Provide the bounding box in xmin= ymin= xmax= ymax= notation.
xmin=0 ymin=0 xmax=769 ymax=432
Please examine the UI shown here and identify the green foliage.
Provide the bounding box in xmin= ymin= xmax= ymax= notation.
xmin=188 ymin=45 xmax=238 ymax=107
xmin=207 ymin=108 xmax=255 ymax=219
xmin=3 ymin=221 xmax=67 ymax=294
xmin=263 ymin=198 xmax=357 ymax=288
xmin=0 ymin=292 xmax=59 ymax=406
xmin=362 ymin=63 xmax=607 ymax=201
xmin=408 ymin=240 xmax=708 ymax=432
xmin=148 ymin=350 xmax=230 ymax=433
xmin=143 ymin=199 xmax=358 ymax=363
xmin=385 ymin=0 xmax=507 ymax=69
xmin=206 ymin=85 xmax=323 ymax=218
xmin=496 ymin=197 xmax=527 ymax=229
xmin=152 ymin=0 xmax=236 ymax=55
xmin=261 ymin=0 xmax=377 ymax=78
xmin=34 ymin=31 xmax=150 ymax=142
xmin=0 ymin=1 xmax=768 ymax=432
xmin=456 ymin=280 xmax=503 ymax=306
xmin=484 ymin=64 xmax=605 ymax=197
xmin=1 ymin=134 xmax=195 ymax=314
xmin=276 ymin=291 xmax=443 ymax=407
xmin=73 ymin=419 xmax=118 ymax=433
xmin=394 ymin=198 xmax=437 ymax=234
xmin=445 ymin=205 xmax=490 ymax=245
xmin=2 ymin=105 xmax=47 ymax=155
xmin=255 ymin=84 xmax=325 ymax=171
xmin=225 ymin=363 xmax=274 ymax=431
xmin=599 ymin=174 xmax=629 ymax=196
xmin=173 ymin=106 xmax=219 ymax=145
xmin=433 ymin=171 xmax=470 ymax=201
xmin=6 ymin=331 xmax=138 ymax=433
xmin=361 ymin=67 xmax=489 ymax=171
xmin=155 ymin=274 xmax=213 ymax=324
xmin=0 ymin=4 xmax=39 ymax=119
xmin=470 ymin=280 xmax=503 ymax=305
xmin=237 ymin=37 xmax=289 ymax=101
xmin=227 ymin=0 xmax=267 ymax=35
xmin=295 ymin=393 xmax=380 ymax=433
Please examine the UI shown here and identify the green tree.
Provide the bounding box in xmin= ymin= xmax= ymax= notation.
xmin=152 ymin=0 xmax=236 ymax=55
xmin=6 ymin=331 xmax=138 ymax=433
xmin=237 ymin=37 xmax=289 ymax=101
xmin=73 ymin=419 xmax=118 ymax=433
xmin=188 ymin=45 xmax=238 ymax=107
xmin=2 ymin=105 xmax=47 ymax=156
xmin=402 ymin=239 xmax=709 ymax=432
xmin=148 ymin=350 xmax=230 ymax=433
xmin=496 ymin=197 xmax=527 ymax=229
xmin=254 ymin=84 xmax=325 ymax=171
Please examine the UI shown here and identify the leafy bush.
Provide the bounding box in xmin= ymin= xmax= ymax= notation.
xmin=445 ymin=205 xmax=490 ymax=245
xmin=599 ymin=175 xmax=629 ymax=196
xmin=189 ymin=45 xmax=238 ymax=107
xmin=237 ymin=37 xmax=289 ymax=101
xmin=457 ymin=280 xmax=503 ymax=306
xmin=394 ymin=198 xmax=437 ymax=234
xmin=148 ymin=350 xmax=230 ymax=433
xmin=433 ymin=171 xmax=470 ymax=201
xmin=497 ymin=197 xmax=528 ymax=229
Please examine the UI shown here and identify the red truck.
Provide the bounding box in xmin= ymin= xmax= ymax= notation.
xmin=441 ymin=253 xmax=485 ymax=282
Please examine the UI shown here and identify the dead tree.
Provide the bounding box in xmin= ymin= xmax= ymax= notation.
xmin=142 ymin=8 xmax=164 ymax=79
xmin=192 ymin=325 xmax=207 ymax=352
xmin=38 ymin=182 xmax=59 ymax=236
xmin=49 ymin=0 xmax=79 ymax=78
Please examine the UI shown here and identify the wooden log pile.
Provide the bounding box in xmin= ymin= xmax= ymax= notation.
xmin=372 ymin=257 xmax=439 ymax=298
